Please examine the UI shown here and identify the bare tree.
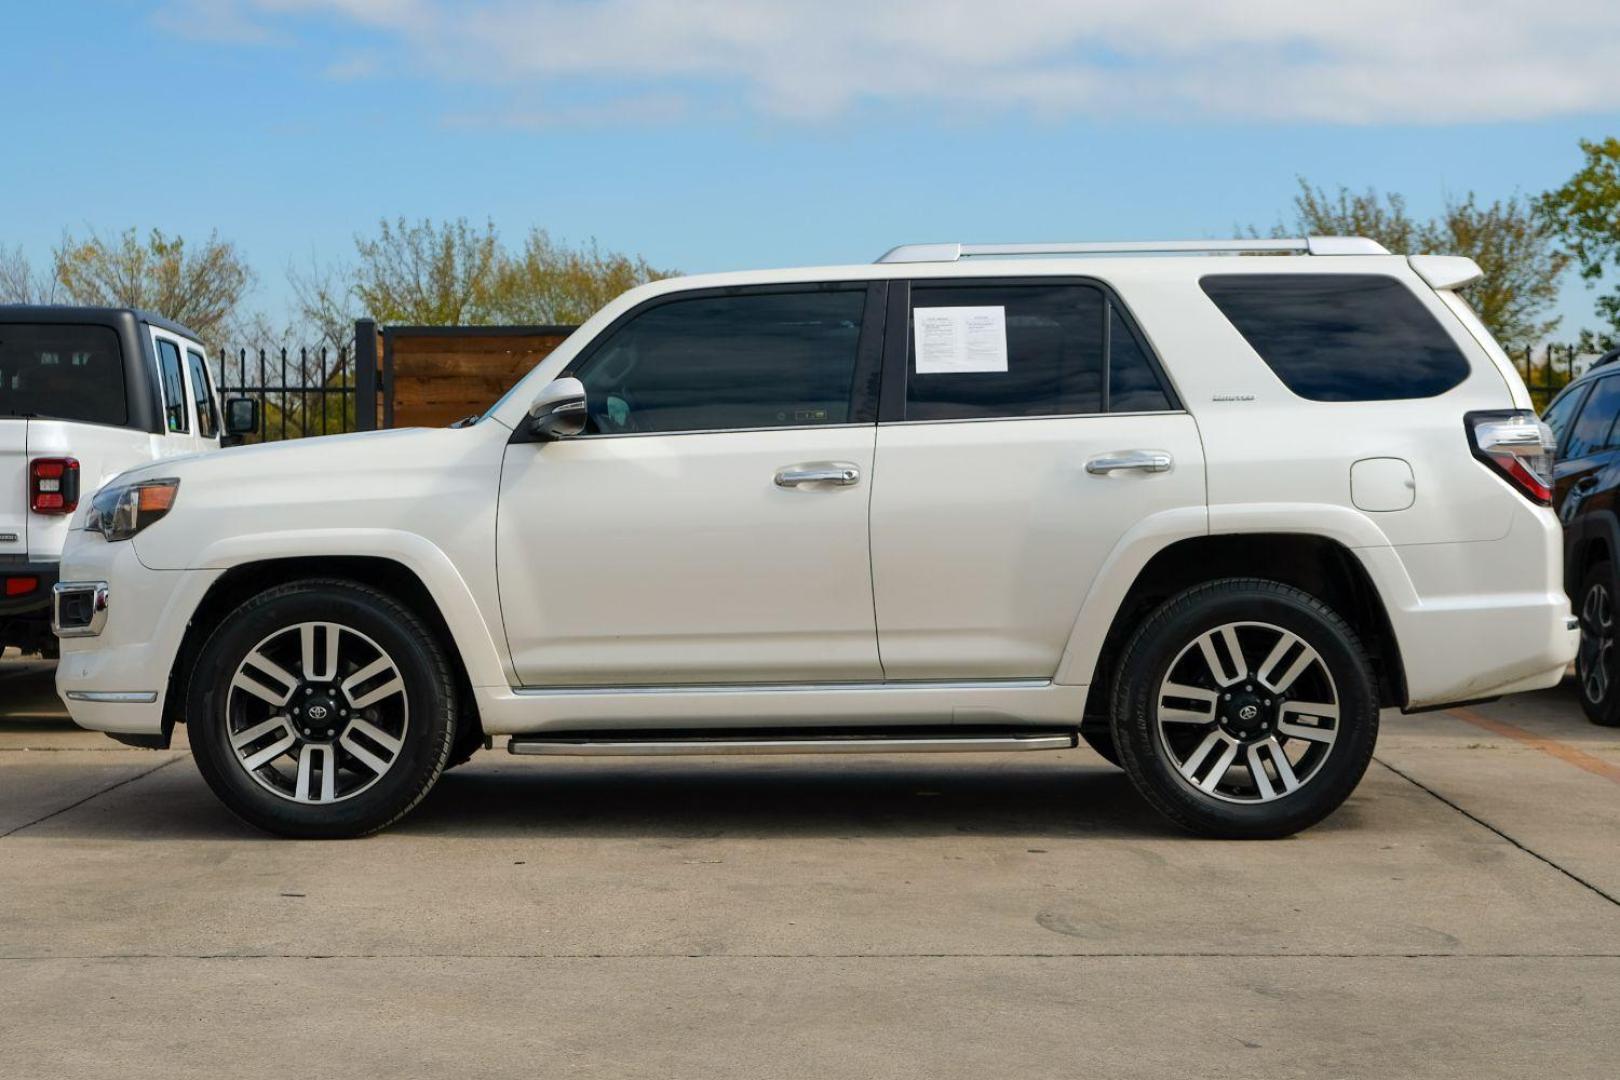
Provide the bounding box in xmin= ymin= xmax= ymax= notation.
xmin=52 ymin=228 xmax=254 ymax=341
xmin=0 ymin=244 xmax=60 ymax=304
xmin=287 ymin=255 xmax=360 ymax=353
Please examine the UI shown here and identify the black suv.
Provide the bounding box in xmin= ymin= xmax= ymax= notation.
xmin=1545 ymin=347 xmax=1620 ymax=726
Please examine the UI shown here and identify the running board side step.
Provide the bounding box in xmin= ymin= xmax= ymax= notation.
xmin=508 ymin=731 xmax=1078 ymax=757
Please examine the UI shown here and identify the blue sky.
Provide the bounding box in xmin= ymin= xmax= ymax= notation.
xmin=5 ymin=1 xmax=1619 ymax=341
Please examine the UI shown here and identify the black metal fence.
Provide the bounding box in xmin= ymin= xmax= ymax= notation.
xmin=1515 ymin=345 xmax=1583 ymax=411
xmin=214 ymin=345 xmax=359 ymax=442
xmin=214 ymin=320 xmax=386 ymax=441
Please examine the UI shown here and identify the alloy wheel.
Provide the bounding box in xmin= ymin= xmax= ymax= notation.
xmin=1155 ymin=620 xmax=1340 ymax=804
xmin=1579 ymin=582 xmax=1614 ymax=706
xmin=225 ymin=621 xmax=410 ymax=805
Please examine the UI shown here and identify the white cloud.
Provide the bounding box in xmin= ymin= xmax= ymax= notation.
xmin=163 ymin=0 xmax=1620 ymax=123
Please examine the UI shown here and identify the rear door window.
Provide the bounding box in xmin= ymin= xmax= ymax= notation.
xmin=905 ymin=282 xmax=1105 ymax=420
xmin=0 ymin=323 xmax=127 ymax=426
xmin=901 ymin=282 xmax=1175 ymax=420
xmin=1200 ymin=274 xmax=1470 ymax=402
xmin=1560 ymin=376 xmax=1620 ymax=460
xmin=1107 ymin=306 xmax=1172 ymax=412
xmin=186 ymin=349 xmax=219 ymax=438
xmin=155 ymin=338 xmax=189 ymax=434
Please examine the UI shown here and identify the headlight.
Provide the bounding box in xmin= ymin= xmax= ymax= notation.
xmin=85 ymin=479 xmax=180 ymax=542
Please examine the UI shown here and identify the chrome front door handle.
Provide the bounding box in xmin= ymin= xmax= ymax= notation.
xmin=1086 ymin=450 xmax=1173 ymax=475
xmin=775 ymin=462 xmax=861 ymax=488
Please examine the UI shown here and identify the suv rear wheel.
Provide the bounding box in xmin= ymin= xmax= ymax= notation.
xmin=1109 ymin=579 xmax=1378 ymax=839
xmin=187 ymin=579 xmax=458 ymax=838
xmin=1576 ymin=561 xmax=1620 ymax=727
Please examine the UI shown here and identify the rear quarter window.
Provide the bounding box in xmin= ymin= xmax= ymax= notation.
xmin=0 ymin=323 xmax=128 ymax=426
xmin=1200 ymin=274 xmax=1471 ymax=402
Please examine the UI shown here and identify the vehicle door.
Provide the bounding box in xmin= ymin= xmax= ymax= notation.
xmin=497 ymin=282 xmax=886 ymax=686
xmin=150 ymin=331 xmax=202 ymax=456
xmin=184 ymin=345 xmax=223 ymax=448
xmin=1551 ymin=374 xmax=1620 ymax=542
xmin=869 ymin=278 xmax=1206 ymax=679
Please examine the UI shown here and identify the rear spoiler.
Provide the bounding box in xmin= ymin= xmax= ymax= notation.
xmin=1409 ymin=254 xmax=1483 ymax=291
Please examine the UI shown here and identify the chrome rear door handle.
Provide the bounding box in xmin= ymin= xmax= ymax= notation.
xmin=1086 ymin=450 xmax=1173 ymax=475
xmin=775 ymin=462 xmax=861 ymax=488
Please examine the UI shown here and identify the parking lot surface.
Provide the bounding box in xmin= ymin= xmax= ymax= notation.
xmin=3 ymin=654 xmax=1618 ymax=1078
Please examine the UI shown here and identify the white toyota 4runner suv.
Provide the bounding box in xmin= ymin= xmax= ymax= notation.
xmin=53 ymin=238 xmax=1576 ymax=839
xmin=2 ymin=307 xmax=252 ymax=657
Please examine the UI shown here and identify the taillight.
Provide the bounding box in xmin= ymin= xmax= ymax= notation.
xmin=1466 ymin=411 xmax=1553 ymax=505
xmin=29 ymin=457 xmax=81 ymax=515
xmin=4 ymin=576 xmax=38 ymax=598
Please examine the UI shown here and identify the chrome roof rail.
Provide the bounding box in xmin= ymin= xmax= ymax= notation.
xmin=874 ymin=237 xmax=1390 ymax=264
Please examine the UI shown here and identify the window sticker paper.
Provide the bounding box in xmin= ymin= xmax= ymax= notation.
xmin=914 ymin=306 xmax=1008 ymax=374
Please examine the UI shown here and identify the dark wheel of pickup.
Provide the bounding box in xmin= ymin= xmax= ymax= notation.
xmin=1109 ymin=578 xmax=1379 ymax=839
xmin=187 ymin=579 xmax=458 ymax=838
xmin=1576 ymin=561 xmax=1620 ymax=727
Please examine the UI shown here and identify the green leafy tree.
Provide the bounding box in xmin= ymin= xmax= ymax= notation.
xmin=52 ymin=228 xmax=254 ymax=341
xmin=335 ymin=218 xmax=671 ymax=327
xmin=350 ymin=217 xmax=503 ymax=325
xmin=492 ymin=229 xmax=672 ymax=324
xmin=1256 ymin=180 xmax=1568 ymax=351
xmin=1539 ymin=137 xmax=1620 ymax=347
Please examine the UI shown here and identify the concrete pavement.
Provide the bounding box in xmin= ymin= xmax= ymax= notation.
xmin=2 ymin=658 xmax=1617 ymax=1078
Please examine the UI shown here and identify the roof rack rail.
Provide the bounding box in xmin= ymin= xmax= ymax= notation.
xmin=874 ymin=237 xmax=1390 ymax=264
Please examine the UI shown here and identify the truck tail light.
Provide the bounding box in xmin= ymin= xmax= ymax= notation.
xmin=4 ymin=576 xmax=38 ymax=598
xmin=29 ymin=457 xmax=81 ymax=515
xmin=1466 ymin=411 xmax=1553 ymax=505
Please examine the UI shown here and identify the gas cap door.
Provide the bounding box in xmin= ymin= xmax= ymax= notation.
xmin=1351 ymin=457 xmax=1416 ymax=512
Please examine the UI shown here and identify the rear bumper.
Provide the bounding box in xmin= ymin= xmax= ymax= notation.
xmin=1364 ymin=508 xmax=1579 ymax=709
xmin=0 ymin=561 xmax=59 ymax=618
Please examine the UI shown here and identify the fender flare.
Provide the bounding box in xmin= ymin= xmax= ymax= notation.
xmin=1055 ymin=502 xmax=1401 ymax=687
xmin=190 ymin=528 xmax=513 ymax=689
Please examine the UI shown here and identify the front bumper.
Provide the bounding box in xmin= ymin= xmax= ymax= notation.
xmin=53 ymin=535 xmax=220 ymax=738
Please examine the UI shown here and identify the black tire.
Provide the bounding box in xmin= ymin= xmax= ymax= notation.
xmin=187 ymin=579 xmax=458 ymax=838
xmin=1575 ymin=561 xmax=1620 ymax=727
xmin=1079 ymin=725 xmax=1122 ymax=767
xmin=1109 ymin=578 xmax=1379 ymax=839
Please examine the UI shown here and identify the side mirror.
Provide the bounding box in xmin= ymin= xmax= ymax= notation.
xmin=527 ymin=377 xmax=588 ymax=441
xmin=223 ymin=397 xmax=260 ymax=442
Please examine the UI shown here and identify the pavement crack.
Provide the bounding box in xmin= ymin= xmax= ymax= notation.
xmin=0 ymin=755 xmax=183 ymax=840
xmin=1375 ymin=756 xmax=1620 ymax=908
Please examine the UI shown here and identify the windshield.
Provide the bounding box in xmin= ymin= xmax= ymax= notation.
xmin=0 ymin=323 xmax=128 ymax=425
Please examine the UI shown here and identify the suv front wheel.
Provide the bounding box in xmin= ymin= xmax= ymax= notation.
xmin=1110 ymin=579 xmax=1379 ymax=839
xmin=187 ymin=579 xmax=458 ymax=838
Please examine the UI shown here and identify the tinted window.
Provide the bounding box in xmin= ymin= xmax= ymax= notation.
xmin=1542 ymin=383 xmax=1591 ymax=456
xmin=907 ymin=283 xmax=1104 ymax=420
xmin=187 ymin=350 xmax=218 ymax=438
xmin=0 ymin=323 xmax=127 ymax=426
xmin=1561 ymin=377 xmax=1620 ymax=460
xmin=1200 ymin=274 xmax=1470 ymax=402
xmin=1109 ymin=307 xmax=1172 ymax=412
xmin=156 ymin=338 xmax=188 ymax=433
xmin=576 ymin=290 xmax=867 ymax=435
